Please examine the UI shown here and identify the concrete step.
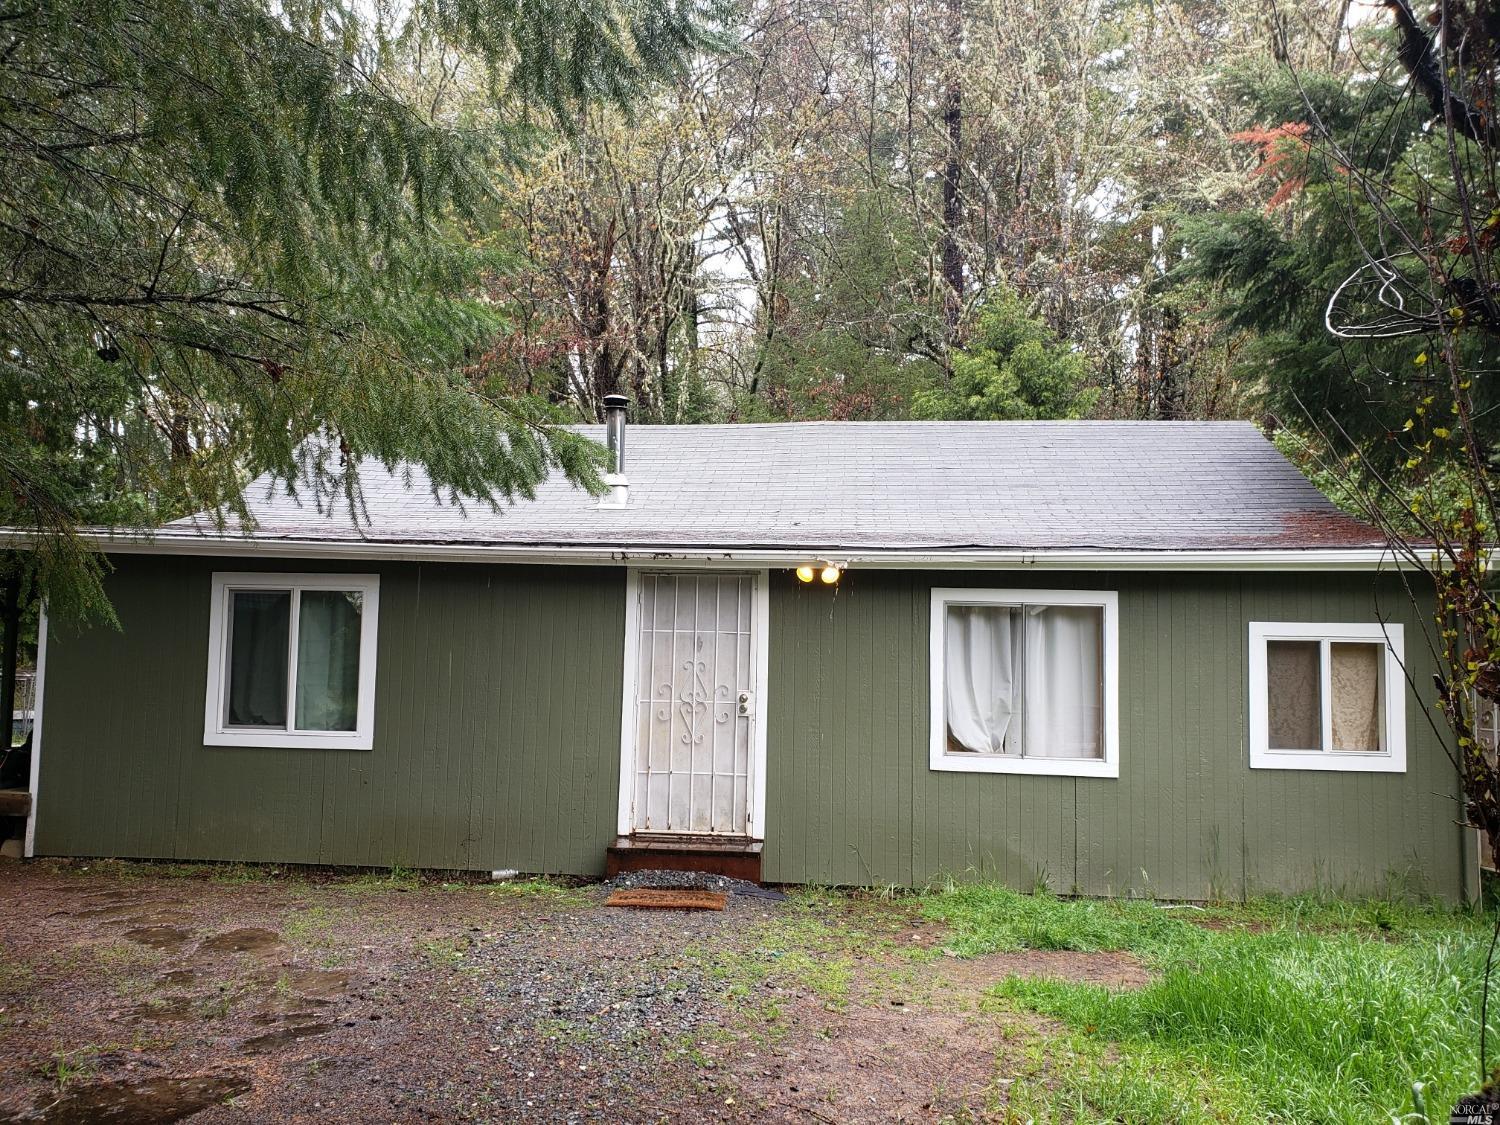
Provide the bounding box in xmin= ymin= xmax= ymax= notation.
xmin=606 ymin=835 xmax=762 ymax=883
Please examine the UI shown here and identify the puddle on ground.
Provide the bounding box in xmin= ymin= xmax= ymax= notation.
xmin=125 ymin=995 xmax=200 ymax=1023
xmin=197 ymin=928 xmax=283 ymax=955
xmin=238 ymin=1021 xmax=335 ymax=1054
xmin=250 ymin=1006 xmax=326 ymax=1025
xmin=255 ymin=995 xmax=332 ymax=1019
xmin=282 ymin=968 xmax=350 ymax=1000
xmin=121 ymin=925 xmax=191 ymax=950
xmin=22 ymin=1072 xmax=250 ymax=1124
xmin=113 ymin=909 xmax=193 ymax=927
xmin=54 ymin=904 xmax=136 ymax=920
xmin=248 ymin=966 xmax=348 ymax=1005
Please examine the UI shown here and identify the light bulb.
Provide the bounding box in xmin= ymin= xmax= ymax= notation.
xmin=795 ymin=565 xmax=815 ymax=583
xmin=820 ymin=565 xmax=840 ymax=584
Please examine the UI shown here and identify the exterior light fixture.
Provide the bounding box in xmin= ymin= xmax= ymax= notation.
xmin=796 ymin=561 xmax=847 ymax=585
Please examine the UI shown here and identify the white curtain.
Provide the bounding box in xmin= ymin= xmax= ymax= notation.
xmin=946 ymin=604 xmax=1101 ymax=759
xmin=945 ymin=606 xmax=1020 ymax=754
xmin=1021 ymin=605 xmax=1101 ymax=758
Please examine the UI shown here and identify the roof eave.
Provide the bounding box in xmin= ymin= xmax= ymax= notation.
xmin=29 ymin=529 xmax=1421 ymax=571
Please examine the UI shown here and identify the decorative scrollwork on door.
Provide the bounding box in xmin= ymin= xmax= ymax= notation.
xmin=677 ymin=656 xmax=711 ymax=745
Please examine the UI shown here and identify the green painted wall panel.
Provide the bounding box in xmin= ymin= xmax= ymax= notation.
xmin=36 ymin=557 xmax=1466 ymax=899
xmin=763 ymin=569 xmax=1467 ymax=901
xmin=36 ymin=556 xmax=627 ymax=876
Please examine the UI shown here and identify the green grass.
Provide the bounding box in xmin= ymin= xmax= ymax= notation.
xmin=338 ymin=865 xmax=424 ymax=893
xmin=920 ymin=884 xmax=1491 ymax=1122
xmin=455 ymin=877 xmax=591 ymax=907
xmin=44 ymin=858 xmax=590 ymax=904
xmin=417 ymin=934 xmax=473 ymax=968
xmin=921 ymin=882 xmax=1189 ymax=956
xmin=46 ymin=858 xmax=304 ymax=884
xmin=282 ymin=904 xmax=336 ymax=945
xmin=686 ymin=888 xmax=910 ymax=1019
xmin=48 ymin=1047 xmax=99 ymax=1092
xmin=0 ymin=960 xmax=35 ymax=996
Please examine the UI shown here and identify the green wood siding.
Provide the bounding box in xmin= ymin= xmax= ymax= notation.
xmin=36 ymin=556 xmax=626 ymax=875
xmin=763 ymin=570 xmax=1469 ymax=901
xmin=35 ymin=558 xmax=1468 ymax=899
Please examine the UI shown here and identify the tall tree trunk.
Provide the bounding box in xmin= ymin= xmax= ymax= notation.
xmin=1328 ymin=0 xmax=1351 ymax=65
xmin=1265 ymin=0 xmax=1289 ymax=64
xmin=1158 ymin=305 xmax=1186 ymax=420
xmin=585 ymin=234 xmax=617 ymax=418
xmin=678 ymin=278 xmax=701 ymax=422
xmin=939 ymin=0 xmax=964 ymax=350
xmin=168 ymin=401 xmax=191 ymax=463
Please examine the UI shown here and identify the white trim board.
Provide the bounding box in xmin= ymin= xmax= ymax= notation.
xmin=928 ymin=587 xmax=1121 ymax=779
xmin=23 ymin=605 xmax=47 ymax=858
xmin=1247 ymin=620 xmax=1407 ymax=773
xmin=751 ymin=570 xmax=770 ymax=838
xmin=616 ymin=568 xmax=770 ymax=840
xmin=23 ymin=531 xmax=1419 ymax=572
xmin=614 ymin=569 xmax=642 ymax=837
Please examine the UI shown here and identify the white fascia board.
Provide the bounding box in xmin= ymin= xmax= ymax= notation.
xmin=46 ymin=532 xmax=1420 ymax=571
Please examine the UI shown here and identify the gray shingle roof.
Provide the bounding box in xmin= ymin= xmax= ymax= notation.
xmin=165 ymin=420 xmax=1382 ymax=553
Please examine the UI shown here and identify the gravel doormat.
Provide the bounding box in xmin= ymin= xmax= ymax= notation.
xmin=604 ymin=888 xmax=727 ymax=911
xmin=602 ymin=867 xmax=790 ymax=901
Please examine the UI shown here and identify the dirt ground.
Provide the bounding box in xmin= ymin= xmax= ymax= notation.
xmin=0 ymin=862 xmax=1147 ymax=1123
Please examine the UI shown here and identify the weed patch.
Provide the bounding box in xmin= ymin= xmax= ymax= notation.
xmin=341 ymin=866 xmax=423 ymax=894
xmin=685 ymin=889 xmax=918 ymax=1024
xmin=417 ymin=934 xmax=472 ymax=968
xmin=283 ymin=905 xmax=336 ymax=946
xmin=477 ymin=878 xmax=589 ymax=906
xmin=920 ymin=883 xmax=1191 ymax=956
xmin=47 ymin=1047 xmax=99 ymax=1092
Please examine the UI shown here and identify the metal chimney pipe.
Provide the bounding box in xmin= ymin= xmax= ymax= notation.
xmin=602 ymin=394 xmax=628 ymax=475
xmin=599 ymin=394 xmax=630 ymax=509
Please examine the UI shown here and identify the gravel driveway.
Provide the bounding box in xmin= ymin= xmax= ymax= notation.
xmin=0 ymin=861 xmax=1139 ymax=1122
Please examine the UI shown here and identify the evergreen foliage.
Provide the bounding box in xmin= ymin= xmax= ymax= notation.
xmin=738 ymin=191 xmax=944 ymax=421
xmin=913 ymin=290 xmax=1097 ymax=421
xmin=1176 ymin=65 xmax=1500 ymax=468
xmin=0 ymin=0 xmax=724 ymax=618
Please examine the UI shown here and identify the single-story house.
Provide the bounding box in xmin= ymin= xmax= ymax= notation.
xmin=20 ymin=408 xmax=1480 ymax=900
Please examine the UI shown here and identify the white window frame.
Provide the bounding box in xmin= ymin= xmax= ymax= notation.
xmin=1247 ymin=621 xmax=1406 ymax=772
xmin=929 ymin=587 xmax=1120 ymax=778
xmin=204 ymin=572 xmax=380 ymax=750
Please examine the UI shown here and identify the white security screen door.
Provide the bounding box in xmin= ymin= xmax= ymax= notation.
xmin=629 ymin=572 xmax=758 ymax=836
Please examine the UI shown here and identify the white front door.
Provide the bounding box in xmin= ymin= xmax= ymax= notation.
xmin=623 ymin=570 xmax=764 ymax=837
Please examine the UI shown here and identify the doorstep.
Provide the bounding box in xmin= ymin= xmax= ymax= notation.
xmin=605 ymin=834 xmax=763 ymax=883
xmin=0 ymin=788 xmax=31 ymax=817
